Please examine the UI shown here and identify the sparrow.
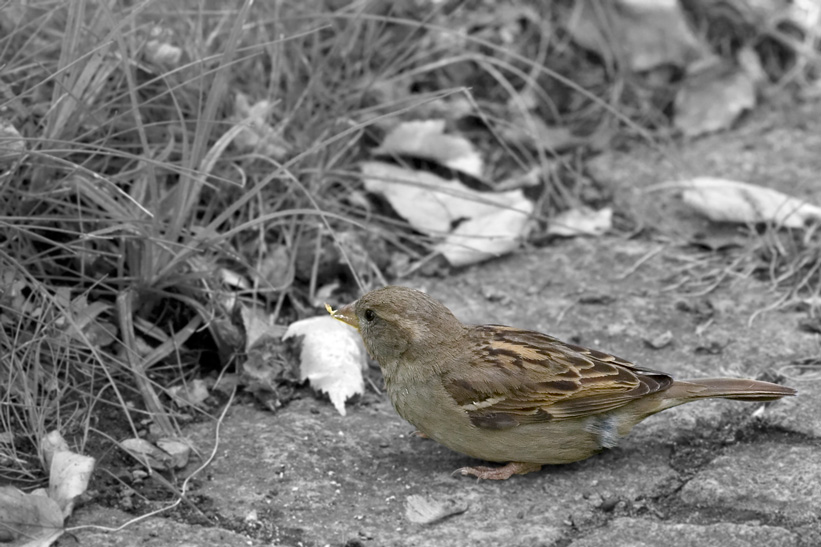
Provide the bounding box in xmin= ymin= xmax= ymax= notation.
xmin=330 ymin=286 xmax=796 ymax=480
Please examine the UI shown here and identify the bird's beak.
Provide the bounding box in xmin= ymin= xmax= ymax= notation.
xmin=326 ymin=301 xmax=359 ymax=330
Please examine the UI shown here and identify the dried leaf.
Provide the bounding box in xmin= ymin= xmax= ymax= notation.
xmin=144 ymin=40 xmax=182 ymax=67
xmin=373 ymin=120 xmax=482 ymax=177
xmin=500 ymin=116 xmax=582 ymax=152
xmin=119 ymin=438 xmax=174 ymax=470
xmin=361 ymin=161 xmax=533 ymax=266
xmin=156 ymin=439 xmax=192 ymax=469
xmin=55 ymin=296 xmax=117 ymax=348
xmin=40 ymin=432 xmax=70 ymax=470
xmin=435 ymin=197 xmax=533 ymax=267
xmin=283 ymin=315 xmax=366 ymax=416
xmin=674 ymin=57 xmax=756 ymax=137
xmin=231 ymin=92 xmax=289 ymax=159
xmin=362 ymin=161 xmax=458 ymax=233
xmin=48 ymin=450 xmax=95 ymax=517
xmin=567 ymin=0 xmax=707 ymax=71
xmin=168 ymin=379 xmax=210 ymax=408
xmin=0 ymin=486 xmax=64 ymax=545
xmin=241 ymin=305 xmax=286 ymax=351
xmin=257 ymin=245 xmax=294 ymax=289
xmin=680 ymin=177 xmax=821 ymax=228
xmin=36 ymin=431 xmax=95 ymax=523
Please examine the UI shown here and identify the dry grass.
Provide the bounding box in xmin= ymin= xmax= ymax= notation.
xmin=0 ymin=0 xmax=615 ymax=484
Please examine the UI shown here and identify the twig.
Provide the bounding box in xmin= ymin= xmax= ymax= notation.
xmin=616 ymin=246 xmax=664 ymax=280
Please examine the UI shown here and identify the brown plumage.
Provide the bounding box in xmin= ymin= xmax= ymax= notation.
xmin=331 ymin=286 xmax=796 ymax=480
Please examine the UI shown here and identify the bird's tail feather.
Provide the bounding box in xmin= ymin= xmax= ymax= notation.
xmin=667 ymin=377 xmax=796 ymax=402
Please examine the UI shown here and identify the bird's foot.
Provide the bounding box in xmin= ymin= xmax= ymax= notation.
xmin=455 ymin=461 xmax=542 ymax=480
xmin=413 ymin=430 xmax=429 ymax=438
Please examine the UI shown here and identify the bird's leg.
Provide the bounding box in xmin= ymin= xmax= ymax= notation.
xmin=456 ymin=461 xmax=542 ymax=480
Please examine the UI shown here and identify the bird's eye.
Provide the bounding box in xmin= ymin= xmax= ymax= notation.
xmin=363 ymin=309 xmax=376 ymax=322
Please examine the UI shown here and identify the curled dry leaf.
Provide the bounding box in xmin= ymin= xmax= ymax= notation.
xmin=373 ymin=120 xmax=482 ymax=177
xmin=283 ymin=315 xmax=367 ymax=416
xmin=680 ymin=177 xmax=821 ymax=228
xmin=41 ymin=431 xmax=70 ymax=469
xmin=434 ymin=199 xmax=533 ymax=267
xmin=363 ymin=120 xmax=535 ymax=266
xmin=41 ymin=431 xmax=95 ymax=517
xmin=49 ymin=450 xmax=96 ymax=517
xmin=119 ymin=438 xmax=175 ymax=470
xmin=361 ymin=161 xmax=533 ymax=266
xmin=144 ymin=40 xmax=183 ymax=66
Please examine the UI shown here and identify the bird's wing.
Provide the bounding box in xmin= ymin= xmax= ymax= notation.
xmin=442 ymin=325 xmax=673 ymax=429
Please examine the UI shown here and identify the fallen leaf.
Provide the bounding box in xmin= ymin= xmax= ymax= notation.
xmin=54 ymin=296 xmax=117 ymax=348
xmin=567 ymin=0 xmax=708 ymax=71
xmin=240 ymin=304 xmax=293 ymax=397
xmin=119 ymin=438 xmax=174 ymax=470
xmin=435 ymin=199 xmax=533 ymax=267
xmin=362 ymin=161 xmax=461 ymax=234
xmin=241 ymin=305 xmax=287 ymax=351
xmin=156 ymin=439 xmax=192 ymax=469
xmin=48 ymin=450 xmax=95 ymax=517
xmin=283 ymin=315 xmax=366 ymax=416
xmin=405 ymin=494 xmax=468 ymax=525
xmin=679 ymin=177 xmax=821 ymax=228
xmin=168 ymin=379 xmax=210 ymax=408
xmin=0 ymin=486 xmax=64 ymax=545
xmin=257 ymin=244 xmax=294 ymax=289
xmin=40 ymin=431 xmax=70 ymax=469
xmin=144 ymin=40 xmax=182 ymax=67
xmin=231 ymin=92 xmax=289 ymax=159
xmin=361 ymin=161 xmax=533 ymax=266
xmin=0 ymin=431 xmax=98 ymax=545
xmin=674 ymin=56 xmax=757 ymax=137
xmin=373 ymin=120 xmax=482 ymax=177
xmin=499 ymin=116 xmax=582 ymax=152
xmin=547 ymin=206 xmax=612 ymax=237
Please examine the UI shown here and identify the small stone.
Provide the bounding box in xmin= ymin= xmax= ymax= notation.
xmin=644 ymin=330 xmax=673 ymax=349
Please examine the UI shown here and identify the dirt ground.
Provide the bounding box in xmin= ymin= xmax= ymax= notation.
xmin=70 ymin=102 xmax=821 ymax=546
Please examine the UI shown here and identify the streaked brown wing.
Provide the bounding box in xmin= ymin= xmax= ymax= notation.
xmin=442 ymin=325 xmax=673 ymax=430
